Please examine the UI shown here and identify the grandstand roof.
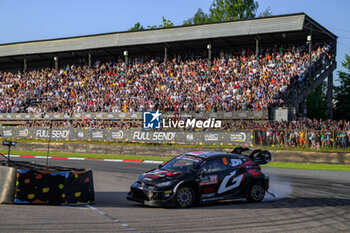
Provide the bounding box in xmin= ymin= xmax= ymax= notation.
xmin=0 ymin=13 xmax=336 ymax=70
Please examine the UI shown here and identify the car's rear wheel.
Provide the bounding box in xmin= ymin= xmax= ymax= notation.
xmin=246 ymin=181 xmax=265 ymax=203
xmin=175 ymin=186 xmax=195 ymax=208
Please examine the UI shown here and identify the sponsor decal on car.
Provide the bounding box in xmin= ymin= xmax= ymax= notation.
xmin=201 ymin=193 xmax=215 ymax=198
xmin=178 ymin=155 xmax=203 ymax=162
xmin=144 ymin=170 xmax=179 ymax=179
xmin=200 ymin=175 xmax=218 ymax=186
xmin=217 ymin=171 xmax=243 ymax=194
xmin=203 ymin=186 xmax=215 ymax=193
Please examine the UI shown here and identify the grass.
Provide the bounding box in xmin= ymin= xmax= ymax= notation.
xmin=0 ymin=150 xmax=172 ymax=161
xmin=1 ymin=149 xmax=349 ymax=172
xmin=2 ymin=138 xmax=350 ymax=153
xmin=261 ymin=162 xmax=350 ymax=172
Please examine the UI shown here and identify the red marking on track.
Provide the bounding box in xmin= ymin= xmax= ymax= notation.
xmin=85 ymin=158 xmax=104 ymax=161
xmin=19 ymin=155 xmax=35 ymax=158
xmin=123 ymin=160 xmax=142 ymax=163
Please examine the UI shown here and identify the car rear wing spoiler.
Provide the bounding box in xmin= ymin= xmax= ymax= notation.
xmin=231 ymin=147 xmax=271 ymax=165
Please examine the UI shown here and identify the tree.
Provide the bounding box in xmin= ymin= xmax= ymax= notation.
xmin=258 ymin=7 xmax=272 ymax=17
xmin=334 ymin=54 xmax=350 ymax=120
xmin=183 ymin=8 xmax=209 ymax=25
xmin=129 ymin=22 xmax=145 ymax=31
xmin=209 ymin=0 xmax=258 ymax=22
xmin=147 ymin=16 xmax=174 ymax=29
xmin=306 ymin=81 xmax=327 ymax=120
xmin=183 ymin=0 xmax=271 ymax=25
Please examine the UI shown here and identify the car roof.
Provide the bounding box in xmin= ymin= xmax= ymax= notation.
xmin=185 ymin=151 xmax=247 ymax=160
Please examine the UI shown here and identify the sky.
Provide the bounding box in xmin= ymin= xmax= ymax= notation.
xmin=0 ymin=0 xmax=349 ymax=83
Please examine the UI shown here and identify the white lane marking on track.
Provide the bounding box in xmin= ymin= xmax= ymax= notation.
xmin=143 ymin=160 xmax=163 ymax=164
xmin=86 ymin=205 xmax=140 ymax=233
xmin=103 ymin=159 xmax=123 ymax=162
xmin=12 ymin=154 xmax=165 ymax=165
xmin=33 ymin=156 xmax=47 ymax=159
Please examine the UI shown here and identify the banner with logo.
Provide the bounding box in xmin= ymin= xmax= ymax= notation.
xmin=0 ymin=110 xmax=268 ymax=121
xmin=0 ymin=127 xmax=253 ymax=147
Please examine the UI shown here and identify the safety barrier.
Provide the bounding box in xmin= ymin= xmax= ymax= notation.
xmin=0 ymin=161 xmax=94 ymax=204
xmin=1 ymin=127 xmax=254 ymax=147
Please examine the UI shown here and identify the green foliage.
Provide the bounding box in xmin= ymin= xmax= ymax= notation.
xmin=334 ymin=54 xmax=350 ymax=120
xmin=183 ymin=8 xmax=210 ymax=25
xmin=129 ymin=22 xmax=145 ymax=31
xmin=147 ymin=16 xmax=174 ymax=29
xmin=183 ymin=0 xmax=269 ymax=25
xmin=209 ymin=0 xmax=259 ymax=22
xmin=307 ymin=81 xmax=327 ymax=120
xmin=258 ymin=6 xmax=272 ymax=17
xmin=262 ymin=162 xmax=350 ymax=172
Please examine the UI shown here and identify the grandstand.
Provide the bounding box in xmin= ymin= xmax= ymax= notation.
xmin=0 ymin=13 xmax=337 ymax=122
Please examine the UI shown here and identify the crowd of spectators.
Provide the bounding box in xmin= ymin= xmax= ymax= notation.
xmin=226 ymin=118 xmax=350 ymax=150
xmin=1 ymin=41 xmax=342 ymax=149
xmin=0 ymin=43 xmax=332 ymax=114
xmin=21 ymin=119 xmax=142 ymax=129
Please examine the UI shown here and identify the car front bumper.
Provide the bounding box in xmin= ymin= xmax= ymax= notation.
xmin=126 ymin=182 xmax=176 ymax=207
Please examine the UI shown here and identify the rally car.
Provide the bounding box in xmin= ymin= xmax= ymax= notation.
xmin=127 ymin=147 xmax=271 ymax=207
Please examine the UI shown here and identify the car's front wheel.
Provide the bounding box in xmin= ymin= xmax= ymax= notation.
xmin=175 ymin=186 xmax=195 ymax=208
xmin=246 ymin=181 xmax=265 ymax=203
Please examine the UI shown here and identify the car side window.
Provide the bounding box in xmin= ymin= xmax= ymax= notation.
xmin=229 ymin=158 xmax=243 ymax=167
xmin=201 ymin=157 xmax=228 ymax=173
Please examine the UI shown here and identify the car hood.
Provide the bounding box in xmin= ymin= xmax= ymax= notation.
xmin=138 ymin=169 xmax=185 ymax=184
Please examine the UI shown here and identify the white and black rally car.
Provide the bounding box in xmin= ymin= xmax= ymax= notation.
xmin=127 ymin=147 xmax=271 ymax=207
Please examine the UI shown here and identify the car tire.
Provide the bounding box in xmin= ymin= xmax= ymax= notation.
xmin=175 ymin=185 xmax=195 ymax=208
xmin=246 ymin=181 xmax=265 ymax=203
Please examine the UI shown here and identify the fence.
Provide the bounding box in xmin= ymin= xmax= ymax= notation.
xmin=2 ymin=127 xmax=348 ymax=150
xmin=254 ymin=130 xmax=350 ymax=150
xmin=0 ymin=127 xmax=254 ymax=147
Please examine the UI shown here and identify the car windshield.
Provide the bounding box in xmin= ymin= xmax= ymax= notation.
xmin=162 ymin=155 xmax=203 ymax=172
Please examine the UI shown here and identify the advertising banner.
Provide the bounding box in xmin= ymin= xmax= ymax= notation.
xmin=1 ymin=127 xmax=253 ymax=147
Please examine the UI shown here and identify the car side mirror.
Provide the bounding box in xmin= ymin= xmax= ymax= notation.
xmin=159 ymin=161 xmax=167 ymax=169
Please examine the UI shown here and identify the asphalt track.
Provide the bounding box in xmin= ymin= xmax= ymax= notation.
xmin=0 ymin=157 xmax=350 ymax=233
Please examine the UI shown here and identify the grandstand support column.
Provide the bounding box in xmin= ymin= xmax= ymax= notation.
xmin=124 ymin=50 xmax=128 ymax=73
xmin=23 ymin=57 xmax=27 ymax=73
xmin=207 ymin=44 xmax=212 ymax=76
xmin=54 ymin=56 xmax=58 ymax=70
xmin=327 ymin=72 xmax=334 ymax=119
xmin=307 ymin=26 xmax=312 ymax=81
xmin=255 ymin=37 xmax=259 ymax=60
xmin=88 ymin=52 xmax=92 ymax=68
xmin=164 ymin=45 xmax=168 ymax=63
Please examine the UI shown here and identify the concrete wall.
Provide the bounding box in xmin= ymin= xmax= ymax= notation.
xmin=3 ymin=142 xmax=350 ymax=164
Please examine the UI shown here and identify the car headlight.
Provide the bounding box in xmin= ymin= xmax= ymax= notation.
xmin=156 ymin=181 xmax=172 ymax=187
